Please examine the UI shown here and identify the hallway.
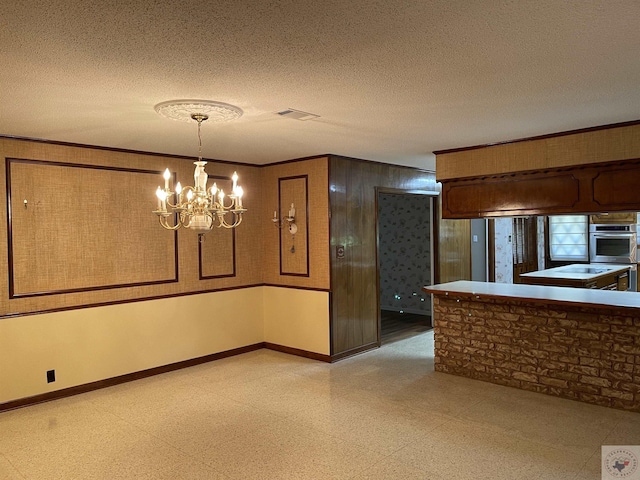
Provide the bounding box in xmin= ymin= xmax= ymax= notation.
xmin=380 ymin=310 xmax=431 ymax=344
xmin=1 ymin=331 xmax=635 ymax=479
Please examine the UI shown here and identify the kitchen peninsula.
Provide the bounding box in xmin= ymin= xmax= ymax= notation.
xmin=423 ymin=281 xmax=640 ymax=412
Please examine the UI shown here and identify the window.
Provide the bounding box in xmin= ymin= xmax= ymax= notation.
xmin=548 ymin=215 xmax=588 ymax=262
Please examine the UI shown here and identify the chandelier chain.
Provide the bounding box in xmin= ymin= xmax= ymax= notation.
xmin=198 ymin=118 xmax=202 ymax=160
xmin=191 ymin=113 xmax=208 ymax=161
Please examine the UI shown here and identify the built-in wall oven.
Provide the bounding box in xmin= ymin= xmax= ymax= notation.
xmin=589 ymin=224 xmax=637 ymax=291
xmin=590 ymin=224 xmax=637 ymax=263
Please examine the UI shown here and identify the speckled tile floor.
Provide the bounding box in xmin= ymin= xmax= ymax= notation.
xmin=1 ymin=331 xmax=639 ymax=479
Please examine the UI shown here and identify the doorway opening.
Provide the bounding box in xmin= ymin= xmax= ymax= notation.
xmin=377 ymin=191 xmax=434 ymax=344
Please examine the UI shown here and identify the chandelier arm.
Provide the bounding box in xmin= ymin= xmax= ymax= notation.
xmin=181 ymin=185 xmax=197 ymax=197
xmin=158 ymin=215 xmax=182 ymax=231
xmin=214 ymin=210 xmax=229 ymax=228
xmin=218 ymin=214 xmax=244 ymax=229
xmin=217 ymin=196 xmax=236 ymax=210
xmin=165 ymin=187 xmax=183 ymax=209
xmin=181 ymin=210 xmax=193 ymax=229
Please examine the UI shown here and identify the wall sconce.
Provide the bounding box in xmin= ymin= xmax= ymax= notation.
xmin=272 ymin=203 xmax=298 ymax=235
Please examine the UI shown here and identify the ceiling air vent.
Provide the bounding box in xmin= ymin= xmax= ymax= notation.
xmin=276 ymin=108 xmax=320 ymax=121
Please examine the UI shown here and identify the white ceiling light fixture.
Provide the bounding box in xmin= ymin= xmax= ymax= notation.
xmin=152 ymin=100 xmax=246 ymax=233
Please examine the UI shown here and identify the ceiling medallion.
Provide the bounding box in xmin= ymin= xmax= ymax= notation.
xmin=154 ymin=99 xmax=243 ymax=123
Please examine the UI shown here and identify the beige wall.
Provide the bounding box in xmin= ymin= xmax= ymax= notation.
xmin=0 ymin=288 xmax=264 ymax=404
xmin=0 ymin=285 xmax=336 ymax=405
xmin=262 ymin=287 xmax=330 ymax=355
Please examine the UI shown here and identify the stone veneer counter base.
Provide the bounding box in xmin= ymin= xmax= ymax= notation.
xmin=423 ymin=281 xmax=640 ymax=412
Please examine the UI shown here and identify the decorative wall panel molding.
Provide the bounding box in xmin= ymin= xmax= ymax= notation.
xmin=6 ymin=158 xmax=178 ymax=298
xmin=260 ymin=157 xmax=330 ymax=291
xmin=0 ymin=137 xmax=261 ymax=317
xmin=198 ymin=175 xmax=236 ymax=279
xmin=279 ymin=175 xmax=309 ymax=277
xmin=592 ymin=162 xmax=640 ymax=209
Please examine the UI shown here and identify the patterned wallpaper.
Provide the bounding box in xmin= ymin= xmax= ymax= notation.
xmin=493 ymin=217 xmax=547 ymax=283
xmin=378 ymin=193 xmax=431 ymax=315
xmin=494 ymin=218 xmax=513 ymax=284
xmin=538 ymin=216 xmax=546 ymax=271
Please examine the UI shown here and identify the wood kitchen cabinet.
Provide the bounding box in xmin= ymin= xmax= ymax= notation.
xmin=618 ymin=271 xmax=629 ymax=291
xmin=584 ymin=269 xmax=629 ymax=290
xmin=589 ymin=212 xmax=637 ymax=224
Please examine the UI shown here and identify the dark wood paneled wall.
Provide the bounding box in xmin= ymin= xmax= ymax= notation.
xmin=329 ymin=156 xmax=437 ymax=357
xmin=436 ymin=189 xmax=472 ymax=284
xmin=437 ymin=220 xmax=471 ymax=283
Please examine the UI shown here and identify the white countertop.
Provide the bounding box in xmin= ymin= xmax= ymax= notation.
xmin=423 ymin=281 xmax=640 ymax=310
xmin=520 ymin=263 xmax=631 ymax=281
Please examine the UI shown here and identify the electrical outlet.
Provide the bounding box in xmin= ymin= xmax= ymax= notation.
xmin=46 ymin=370 xmax=56 ymax=383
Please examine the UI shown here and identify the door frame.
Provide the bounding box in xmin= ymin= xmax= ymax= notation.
xmin=375 ymin=187 xmax=439 ymax=344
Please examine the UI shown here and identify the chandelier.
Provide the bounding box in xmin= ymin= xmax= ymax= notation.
xmin=152 ymin=100 xmax=246 ymax=232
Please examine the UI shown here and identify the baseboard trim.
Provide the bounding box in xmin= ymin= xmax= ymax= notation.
xmin=0 ymin=343 xmax=264 ymax=413
xmin=264 ymin=342 xmax=331 ymax=363
xmin=331 ymin=342 xmax=379 ymax=362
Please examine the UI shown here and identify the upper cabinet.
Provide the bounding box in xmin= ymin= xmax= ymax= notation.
xmin=435 ymin=121 xmax=640 ymax=219
xmin=590 ymin=212 xmax=637 ymax=224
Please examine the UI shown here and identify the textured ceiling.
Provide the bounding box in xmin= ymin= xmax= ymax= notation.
xmin=1 ymin=1 xmax=639 ymax=171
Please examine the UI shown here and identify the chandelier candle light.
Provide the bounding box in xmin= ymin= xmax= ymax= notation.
xmin=152 ymin=101 xmax=247 ymax=232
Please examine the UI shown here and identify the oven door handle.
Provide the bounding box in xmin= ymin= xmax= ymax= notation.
xmin=592 ymin=233 xmax=635 ymax=238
